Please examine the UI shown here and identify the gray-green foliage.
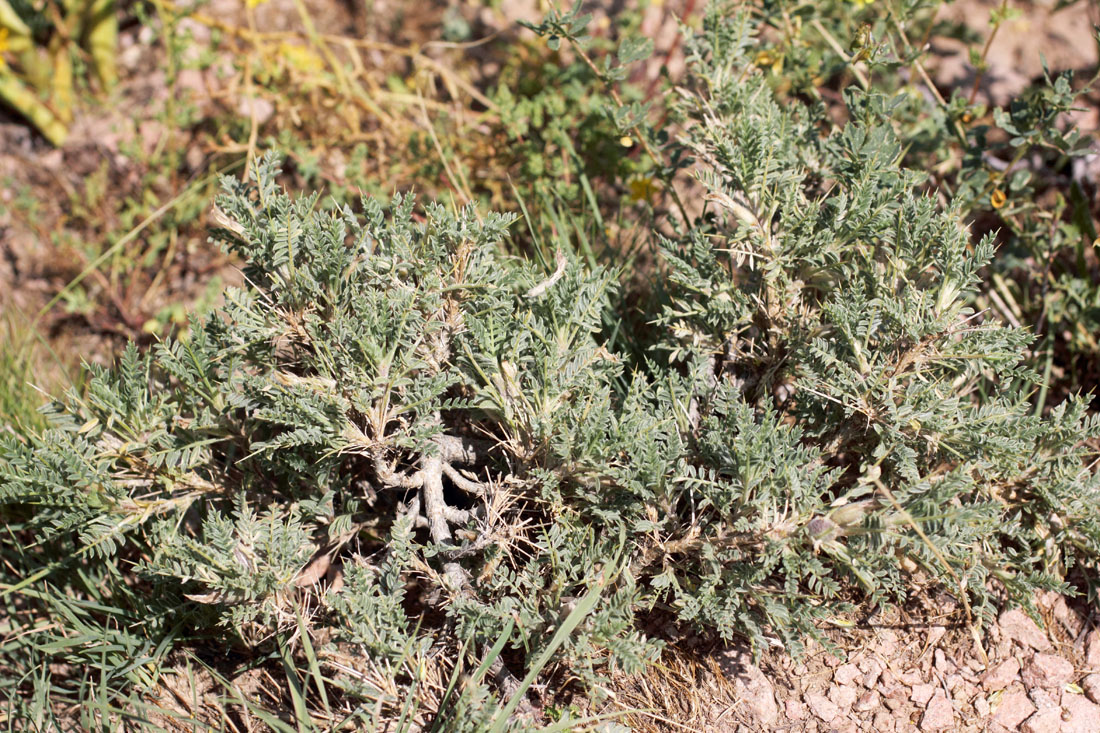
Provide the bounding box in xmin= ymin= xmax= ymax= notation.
xmin=0 ymin=153 xmax=655 ymax=725
xmin=3 ymin=5 xmax=1100 ymax=726
xmin=651 ymin=10 xmax=1100 ymax=642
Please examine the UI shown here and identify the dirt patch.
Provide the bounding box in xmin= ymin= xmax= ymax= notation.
xmin=602 ymin=590 xmax=1100 ymax=732
xmin=930 ymin=0 xmax=1100 ymax=109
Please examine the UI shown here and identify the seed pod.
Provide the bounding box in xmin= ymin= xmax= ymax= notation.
xmin=84 ymin=0 xmax=118 ymax=90
xmin=0 ymin=73 xmax=67 ymax=145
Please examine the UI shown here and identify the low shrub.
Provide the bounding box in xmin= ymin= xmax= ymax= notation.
xmin=3 ymin=4 xmax=1099 ymax=728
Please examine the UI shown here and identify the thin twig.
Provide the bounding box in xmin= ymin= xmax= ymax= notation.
xmin=967 ymin=0 xmax=1009 ymax=105
xmin=811 ymin=19 xmax=869 ymax=91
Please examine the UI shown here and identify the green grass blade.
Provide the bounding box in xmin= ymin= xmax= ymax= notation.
xmin=489 ymin=567 xmax=615 ymax=732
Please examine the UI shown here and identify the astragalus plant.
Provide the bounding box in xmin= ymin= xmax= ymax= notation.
xmin=3 ymin=5 xmax=1099 ymax=728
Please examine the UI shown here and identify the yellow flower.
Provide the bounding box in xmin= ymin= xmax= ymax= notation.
xmin=991 ymin=189 xmax=1007 ymax=209
xmin=619 ymin=136 xmax=634 ymax=148
xmin=628 ymin=176 xmax=658 ymax=203
xmin=280 ymin=42 xmax=324 ymax=74
xmin=851 ymin=24 xmax=876 ymax=63
xmin=246 ymin=0 xmax=270 ymax=8
xmin=0 ymin=27 xmax=9 ymax=68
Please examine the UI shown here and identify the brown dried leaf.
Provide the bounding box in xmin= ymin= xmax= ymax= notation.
xmin=184 ymin=591 xmax=224 ymax=604
xmin=295 ymin=553 xmax=332 ymax=587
